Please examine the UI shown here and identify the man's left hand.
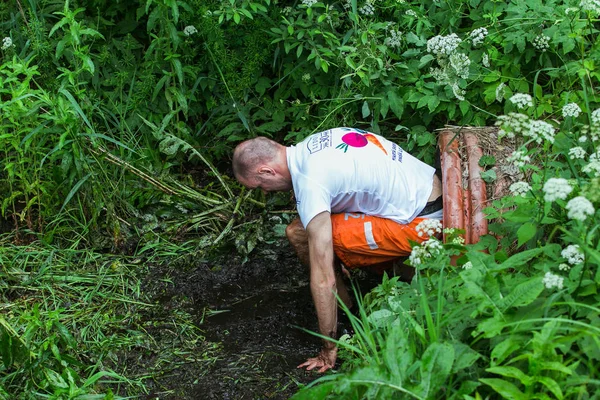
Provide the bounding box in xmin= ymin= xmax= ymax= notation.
xmin=297 ymin=347 xmax=337 ymax=373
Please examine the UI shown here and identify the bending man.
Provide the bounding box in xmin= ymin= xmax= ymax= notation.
xmin=232 ymin=127 xmax=442 ymax=373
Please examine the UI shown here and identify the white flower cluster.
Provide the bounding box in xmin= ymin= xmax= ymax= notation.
xmin=385 ymin=29 xmax=402 ymax=48
xmin=451 ymin=82 xmax=466 ymax=101
xmin=409 ymin=238 xmax=443 ymax=266
xmin=561 ymin=244 xmax=584 ymax=265
xmin=469 ymin=27 xmax=488 ymax=47
xmin=562 ymin=103 xmax=582 ymax=118
xmin=405 ymin=9 xmax=417 ymax=17
xmin=591 ymin=108 xmax=600 ymax=125
xmin=449 ymin=52 xmax=471 ymax=79
xmin=282 ymin=6 xmax=293 ymax=15
xmin=591 ymin=126 xmax=600 ymax=143
xmin=526 ymin=120 xmax=556 ymax=144
xmin=427 ymin=33 xmax=461 ymax=56
xmin=569 ymin=146 xmax=586 ymax=159
xmin=532 ymin=34 xmax=550 ymax=52
xmin=496 ymin=113 xmax=530 ymax=140
xmin=509 ymin=181 xmax=532 ymax=197
xmin=415 ymin=219 xmax=443 ymax=237
xmin=542 ymin=272 xmax=564 ymax=290
xmin=301 ymin=0 xmax=318 ymax=7
xmin=359 ymin=0 xmax=375 ymax=15
xmin=430 ymin=67 xmax=448 ymax=83
xmin=509 ymin=93 xmax=533 ymax=109
xmin=558 ymin=263 xmax=570 ymax=271
xmin=495 ymin=82 xmax=506 ymax=102
xmin=462 ymin=261 xmax=473 ymax=270
xmin=497 ymin=112 xmax=555 ymax=144
xmin=482 ymin=53 xmax=490 ymax=68
xmin=583 ymin=159 xmax=600 ymax=176
xmin=452 ymin=235 xmax=465 ymax=245
xmin=1 ymin=37 xmax=12 ymax=50
xmin=566 ymin=196 xmax=595 ymax=221
xmin=183 ymin=25 xmax=197 ymax=36
xmin=580 ymin=0 xmax=600 ymax=16
xmin=582 ymin=149 xmax=600 ymax=176
xmin=507 ymin=148 xmax=532 ymax=168
xmin=543 ymin=178 xmax=573 ymax=202
xmin=302 ymin=73 xmax=311 ymax=82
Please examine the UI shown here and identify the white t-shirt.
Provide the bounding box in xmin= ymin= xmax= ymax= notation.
xmin=286 ymin=127 xmax=436 ymax=228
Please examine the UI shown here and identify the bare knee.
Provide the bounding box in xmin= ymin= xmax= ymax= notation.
xmin=285 ymin=218 xmax=305 ymax=244
xmin=286 ymin=218 xmax=309 ymax=267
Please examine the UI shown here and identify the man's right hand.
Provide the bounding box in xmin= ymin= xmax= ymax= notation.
xmin=297 ymin=346 xmax=337 ymax=373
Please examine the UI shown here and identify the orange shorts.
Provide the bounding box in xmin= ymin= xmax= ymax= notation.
xmin=331 ymin=213 xmax=429 ymax=269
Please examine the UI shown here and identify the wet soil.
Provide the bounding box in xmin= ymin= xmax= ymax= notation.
xmin=132 ymin=239 xmax=363 ymax=400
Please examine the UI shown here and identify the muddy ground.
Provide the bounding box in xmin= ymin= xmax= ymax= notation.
xmin=128 ymin=238 xmax=381 ymax=400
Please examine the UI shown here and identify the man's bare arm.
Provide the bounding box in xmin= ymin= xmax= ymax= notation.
xmin=297 ymin=211 xmax=338 ymax=372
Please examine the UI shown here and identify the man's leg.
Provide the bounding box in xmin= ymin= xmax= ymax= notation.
xmin=286 ymin=218 xmax=353 ymax=309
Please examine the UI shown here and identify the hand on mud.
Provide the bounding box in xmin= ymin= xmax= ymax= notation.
xmin=297 ymin=347 xmax=337 ymax=373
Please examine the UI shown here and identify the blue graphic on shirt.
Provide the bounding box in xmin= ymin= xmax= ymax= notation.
xmin=307 ymin=130 xmax=332 ymax=154
xmin=391 ymin=143 xmax=403 ymax=162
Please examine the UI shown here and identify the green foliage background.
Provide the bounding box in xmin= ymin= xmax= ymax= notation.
xmin=0 ymin=0 xmax=599 ymax=398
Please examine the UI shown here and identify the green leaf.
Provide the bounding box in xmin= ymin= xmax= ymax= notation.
xmin=459 ymin=100 xmax=470 ymax=116
xmin=491 ymin=336 xmax=523 ymax=366
xmin=387 ymin=91 xmax=404 ymax=119
xmin=49 ymin=18 xmax=69 ymax=37
xmin=417 ymin=95 xmax=430 ymax=109
xmin=496 ymin=247 xmax=544 ymax=271
xmin=480 ymin=378 xmax=525 ymax=399
xmin=417 ymin=342 xmax=455 ymax=398
xmin=380 ymin=95 xmax=389 ymax=118
xmin=536 ymin=376 xmax=564 ymax=399
xmin=54 ymin=321 xmax=76 ymax=348
xmin=418 ymin=54 xmax=435 ymax=68
xmin=452 ymin=343 xmax=481 ymax=373
xmin=486 ymin=366 xmax=533 ymax=386
xmin=428 ymin=96 xmax=440 ymax=112
xmin=290 ymin=380 xmax=338 ymax=399
xmin=59 ymin=88 xmax=93 ymax=131
xmin=170 ymin=0 xmax=179 ymax=23
xmin=517 ymin=222 xmax=537 ymax=247
xmin=362 ymin=101 xmax=371 ymax=118
xmin=45 ymin=368 xmax=68 ymax=389
xmin=501 ymin=277 xmax=543 ymax=312
xmin=237 ymin=111 xmax=250 ymax=132
xmin=58 ymin=173 xmax=92 ymax=214
xmin=480 ymin=169 xmax=496 ymax=183
xmin=367 ymin=309 xmax=395 ymax=327
xmin=172 ymin=58 xmax=183 ymax=85
xmin=479 ymin=155 xmax=496 ymax=167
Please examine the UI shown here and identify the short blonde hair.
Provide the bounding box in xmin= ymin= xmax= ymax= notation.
xmin=232 ymin=137 xmax=280 ymax=181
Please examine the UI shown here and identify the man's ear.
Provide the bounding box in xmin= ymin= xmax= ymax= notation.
xmin=258 ymin=166 xmax=275 ymax=176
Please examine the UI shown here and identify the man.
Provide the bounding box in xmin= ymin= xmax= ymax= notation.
xmin=232 ymin=127 xmax=443 ymax=373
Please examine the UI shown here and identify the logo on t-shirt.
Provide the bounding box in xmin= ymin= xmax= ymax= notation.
xmin=391 ymin=143 xmax=403 ymax=162
xmin=306 ymin=130 xmax=333 ymax=154
xmin=335 ymin=131 xmax=388 ymax=155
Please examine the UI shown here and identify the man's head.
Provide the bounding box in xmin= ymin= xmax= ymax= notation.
xmin=232 ymin=136 xmax=292 ymax=193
